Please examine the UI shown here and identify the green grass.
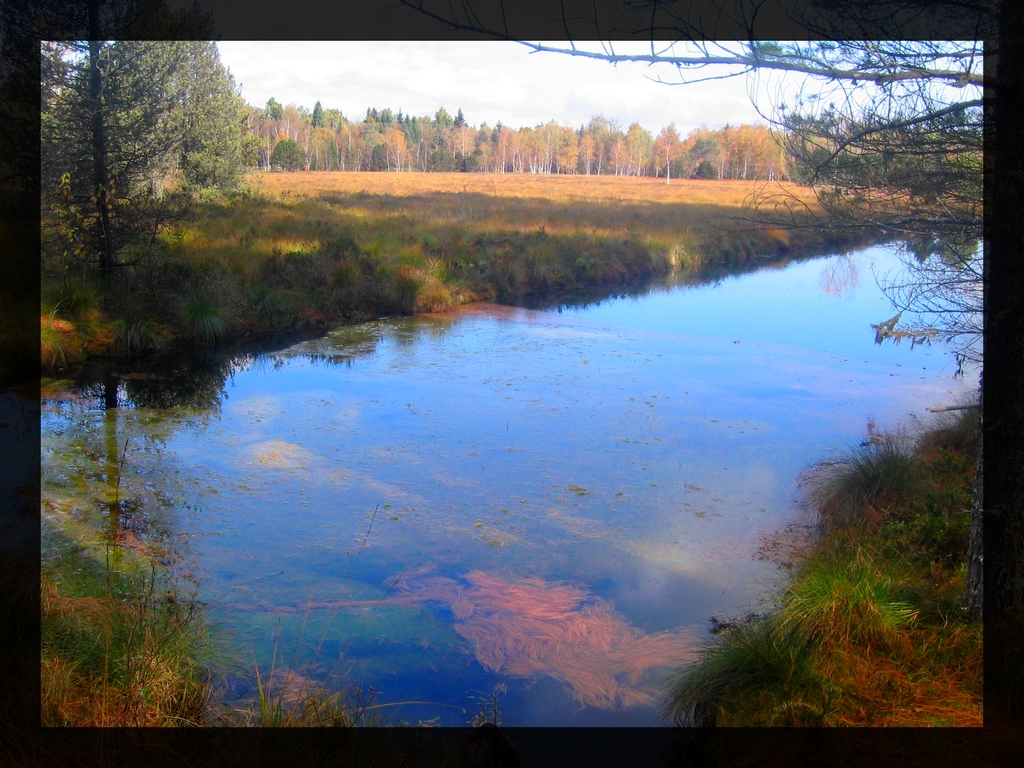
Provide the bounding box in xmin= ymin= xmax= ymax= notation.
xmin=41 ymin=559 xmax=215 ymax=727
xmin=665 ymin=614 xmax=833 ymax=727
xmin=664 ymin=410 xmax=983 ymax=727
xmin=812 ymin=435 xmax=920 ymax=529
xmin=779 ymin=547 xmax=919 ymax=648
xmin=179 ymin=294 xmax=230 ymax=346
xmin=40 ymin=316 xmax=73 ymax=371
xmin=112 ymin=311 xmax=155 ymax=356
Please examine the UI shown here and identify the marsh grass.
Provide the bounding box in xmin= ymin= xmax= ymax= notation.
xmin=664 ymin=411 xmax=983 ymax=727
xmin=112 ymin=311 xmax=155 ymax=357
xmin=665 ymin=615 xmax=832 ymax=726
xmin=40 ymin=311 xmax=76 ymax=371
xmin=179 ymin=294 xmax=230 ymax=346
xmin=40 ymin=172 xmax=871 ymax=366
xmin=231 ymin=635 xmax=359 ymax=728
xmin=40 ymin=559 xmax=214 ymax=727
xmin=812 ymin=435 xmax=920 ymax=529
xmin=779 ymin=548 xmax=919 ymax=648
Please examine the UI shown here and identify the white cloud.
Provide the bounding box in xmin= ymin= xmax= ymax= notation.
xmin=217 ymin=40 xmax=770 ymax=136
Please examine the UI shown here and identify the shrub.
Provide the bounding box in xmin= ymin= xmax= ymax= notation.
xmin=270 ymin=138 xmax=304 ymax=172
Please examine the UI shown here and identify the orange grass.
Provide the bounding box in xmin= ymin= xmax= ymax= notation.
xmin=815 ymin=619 xmax=982 ymax=727
xmin=43 ymin=170 xmax=849 ymax=363
xmin=255 ymin=171 xmax=813 ymax=209
xmin=251 ymin=171 xmax=820 ymax=240
xmin=669 ymin=413 xmax=984 ymax=727
xmin=40 ymin=576 xmax=208 ymax=727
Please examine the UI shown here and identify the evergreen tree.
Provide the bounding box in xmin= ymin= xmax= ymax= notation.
xmin=269 ymin=137 xmax=303 ymax=171
xmin=173 ymin=42 xmax=246 ymax=191
xmin=311 ymin=100 xmax=323 ymax=129
xmin=433 ymin=107 xmax=454 ymax=130
xmin=41 ymin=39 xmax=243 ymax=282
xmin=264 ymin=97 xmax=283 ymax=121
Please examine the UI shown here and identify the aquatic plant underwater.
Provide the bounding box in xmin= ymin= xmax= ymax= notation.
xmin=221 ymin=567 xmax=697 ymax=712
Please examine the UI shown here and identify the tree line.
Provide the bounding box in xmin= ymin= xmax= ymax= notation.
xmin=249 ymin=99 xmax=791 ymax=181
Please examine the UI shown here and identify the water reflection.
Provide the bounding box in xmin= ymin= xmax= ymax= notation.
xmin=818 ymin=253 xmax=860 ymax=297
xmin=69 ymin=352 xmax=239 ymax=411
xmin=41 ymin=244 xmax=975 ymax=726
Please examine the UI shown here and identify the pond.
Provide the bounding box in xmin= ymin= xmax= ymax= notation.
xmin=41 ymin=244 xmax=975 ymax=726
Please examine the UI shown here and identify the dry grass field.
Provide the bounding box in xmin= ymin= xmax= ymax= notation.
xmin=255 ymin=171 xmax=812 ymax=208
xmin=252 ymin=171 xmax=820 ymax=240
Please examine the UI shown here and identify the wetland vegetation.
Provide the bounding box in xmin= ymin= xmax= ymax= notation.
xmin=665 ymin=409 xmax=982 ymax=726
xmin=30 ymin=31 xmax=992 ymax=739
xmin=39 ymin=242 xmax=977 ymax=728
xmin=41 ymin=171 xmax=868 ymax=371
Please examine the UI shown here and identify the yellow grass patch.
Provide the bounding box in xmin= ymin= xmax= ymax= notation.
xmin=248 ymin=171 xmax=820 ymax=240
xmin=255 ymin=170 xmax=808 ymax=208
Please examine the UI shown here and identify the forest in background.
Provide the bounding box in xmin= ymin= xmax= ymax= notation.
xmin=249 ymin=99 xmax=791 ymax=182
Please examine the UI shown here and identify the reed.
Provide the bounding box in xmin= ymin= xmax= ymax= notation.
xmin=40 ymin=561 xmax=214 ymax=727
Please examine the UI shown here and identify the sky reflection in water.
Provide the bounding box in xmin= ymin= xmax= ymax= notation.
xmin=41 ymin=245 xmax=975 ymax=726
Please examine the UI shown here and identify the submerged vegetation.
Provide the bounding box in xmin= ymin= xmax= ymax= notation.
xmin=664 ymin=409 xmax=983 ymax=726
xmin=40 ymin=171 xmax=871 ymax=371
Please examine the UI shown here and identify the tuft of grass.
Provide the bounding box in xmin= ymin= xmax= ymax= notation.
xmin=664 ymin=615 xmax=833 ymax=727
xmin=40 ymin=309 xmax=82 ymax=371
xmin=779 ymin=548 xmax=918 ymax=648
xmin=236 ymin=664 xmax=357 ymax=728
xmin=812 ymin=435 xmax=920 ymax=529
xmin=915 ymin=407 xmax=979 ymax=456
xmin=40 ymin=563 xmax=214 ymax=727
xmin=112 ymin=311 xmax=155 ymax=357
xmin=664 ymin=413 xmax=983 ymax=727
xmin=179 ymin=295 xmax=230 ymax=346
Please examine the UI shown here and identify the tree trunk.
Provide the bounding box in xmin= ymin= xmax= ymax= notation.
xmin=88 ymin=1 xmax=112 ymax=284
xmin=982 ymin=0 xmax=1024 ymax=620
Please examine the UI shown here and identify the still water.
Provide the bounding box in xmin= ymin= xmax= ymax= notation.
xmin=41 ymin=245 xmax=975 ymax=726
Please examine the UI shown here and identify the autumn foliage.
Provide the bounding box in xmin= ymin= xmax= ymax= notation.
xmin=249 ymin=98 xmax=790 ymax=181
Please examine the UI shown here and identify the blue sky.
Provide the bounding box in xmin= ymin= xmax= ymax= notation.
xmin=216 ymin=40 xmax=774 ymax=136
